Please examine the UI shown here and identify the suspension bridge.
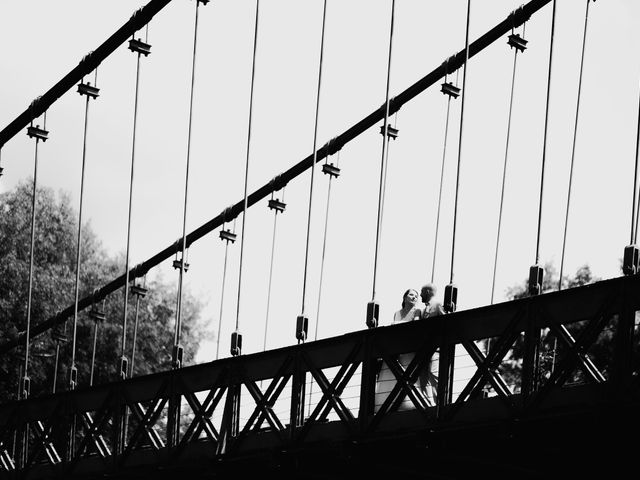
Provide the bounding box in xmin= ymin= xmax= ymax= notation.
xmin=1 ymin=0 xmax=639 ymax=478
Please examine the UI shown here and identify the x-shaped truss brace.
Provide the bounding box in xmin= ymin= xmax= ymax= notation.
xmin=0 ymin=441 xmax=14 ymax=471
xmin=179 ymin=387 xmax=225 ymax=448
xmin=231 ymin=358 xmax=295 ymax=450
xmin=367 ymin=339 xmax=438 ymax=432
xmin=0 ymin=413 xmax=17 ymax=471
xmin=295 ymin=345 xmax=362 ymax=441
xmin=69 ymin=394 xmax=114 ymax=470
xmin=447 ymin=310 xmax=525 ymax=419
xmin=25 ymin=419 xmax=61 ymax=468
xmin=120 ymin=384 xmax=169 ymax=462
xmin=523 ymin=299 xmax=613 ymax=413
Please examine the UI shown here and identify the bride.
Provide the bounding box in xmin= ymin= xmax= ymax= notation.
xmin=374 ymin=289 xmax=424 ymax=412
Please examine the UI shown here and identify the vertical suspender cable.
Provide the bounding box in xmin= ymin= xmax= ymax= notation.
xmin=174 ymin=0 xmax=203 ymax=366
xmin=129 ymin=274 xmax=146 ymax=376
xmin=23 ymin=124 xmax=43 ymax=396
xmin=371 ymin=0 xmax=396 ymax=303
xmin=299 ymin=0 xmax=328 ymax=343
xmin=89 ymin=299 xmax=104 ymax=386
xmin=633 ymin=93 xmax=640 ymax=244
xmin=314 ymin=151 xmax=340 ymax=339
xmin=309 ymin=152 xmax=339 ymax=416
xmin=70 ymin=71 xmax=98 ymax=388
xmin=22 ymin=110 xmax=47 ymax=402
xmin=233 ymin=0 xmax=260 ymax=355
xmin=534 ymin=0 xmax=557 ymax=266
xmin=263 ymin=211 xmax=278 ymax=350
xmin=448 ymin=0 xmax=471 ymax=288
xmin=379 ymin=111 xmax=398 ymax=225
xmin=216 ymin=219 xmax=235 ymax=360
xmin=628 ymin=30 xmax=640 ymax=273
xmin=89 ymin=319 xmax=99 ymax=385
xmin=632 ymin=63 xmax=640 ymax=244
xmin=491 ymin=27 xmax=523 ymax=304
xmin=121 ymin=38 xmax=145 ymax=379
xmin=558 ymin=0 xmax=591 ymax=291
xmin=431 ymin=68 xmax=459 ymax=284
xmin=263 ymin=189 xmax=285 ymax=351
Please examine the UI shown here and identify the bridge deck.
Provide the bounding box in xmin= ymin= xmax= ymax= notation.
xmin=1 ymin=274 xmax=639 ymax=478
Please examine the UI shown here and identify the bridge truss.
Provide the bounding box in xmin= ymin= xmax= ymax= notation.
xmin=0 ymin=274 xmax=638 ymax=478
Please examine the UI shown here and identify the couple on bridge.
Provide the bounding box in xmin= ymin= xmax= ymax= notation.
xmin=374 ymin=284 xmax=445 ymax=411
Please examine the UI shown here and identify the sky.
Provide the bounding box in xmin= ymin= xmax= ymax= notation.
xmin=1 ymin=0 xmax=640 ymax=366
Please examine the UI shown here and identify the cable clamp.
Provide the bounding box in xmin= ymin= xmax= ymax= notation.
xmin=268 ymin=198 xmax=286 ymax=213
xmin=623 ymin=245 xmax=639 ymax=275
xmin=528 ymin=265 xmax=544 ymax=296
xmin=27 ymin=125 xmax=49 ymax=142
xmin=441 ymin=82 xmax=461 ymax=99
xmin=231 ymin=331 xmax=242 ymax=356
xmin=379 ymin=124 xmax=399 ymax=140
xmin=322 ymin=163 xmax=340 ymax=178
xmin=444 ymin=284 xmax=458 ymax=313
xmin=78 ymin=82 xmax=100 ymax=99
xmin=366 ymin=301 xmax=379 ymax=329
xmin=508 ymin=33 xmax=528 ymax=52
xmin=128 ymin=38 xmax=152 ymax=56
xmin=296 ymin=315 xmax=309 ymax=341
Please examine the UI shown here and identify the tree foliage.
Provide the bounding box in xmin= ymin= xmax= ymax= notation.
xmin=492 ymin=262 xmax=611 ymax=393
xmin=0 ymin=180 xmax=204 ymax=402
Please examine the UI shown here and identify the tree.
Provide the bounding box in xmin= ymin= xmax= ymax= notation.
xmin=494 ymin=263 xmax=604 ymax=393
xmin=0 ymin=180 xmax=205 ymax=402
xmin=505 ymin=262 xmax=599 ymax=300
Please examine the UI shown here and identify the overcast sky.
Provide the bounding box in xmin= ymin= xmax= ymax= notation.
xmin=1 ymin=0 xmax=640 ymax=364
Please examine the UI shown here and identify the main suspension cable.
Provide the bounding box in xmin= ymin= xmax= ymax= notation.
xmin=233 ymin=0 xmax=261 ymax=356
xmin=368 ymin=0 xmax=396 ymax=328
xmin=491 ymin=22 xmax=527 ymax=304
xmin=298 ymin=0 xmax=328 ymax=345
xmin=174 ymin=0 xmax=205 ymax=368
xmin=558 ymin=0 xmax=592 ymax=291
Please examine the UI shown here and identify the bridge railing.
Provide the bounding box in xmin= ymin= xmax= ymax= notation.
xmin=0 ymin=273 xmax=637 ymax=476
